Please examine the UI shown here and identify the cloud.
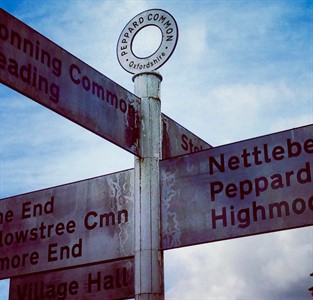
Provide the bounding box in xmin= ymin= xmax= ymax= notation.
xmin=180 ymin=17 xmax=208 ymax=65
xmin=202 ymin=81 xmax=295 ymax=142
xmin=165 ymin=227 xmax=312 ymax=299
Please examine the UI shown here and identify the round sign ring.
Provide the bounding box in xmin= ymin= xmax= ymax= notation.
xmin=117 ymin=9 xmax=178 ymax=74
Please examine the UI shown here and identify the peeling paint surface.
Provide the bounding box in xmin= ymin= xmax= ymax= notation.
xmin=0 ymin=9 xmax=141 ymax=156
xmin=0 ymin=170 xmax=134 ymax=279
xmin=160 ymin=125 xmax=313 ymax=250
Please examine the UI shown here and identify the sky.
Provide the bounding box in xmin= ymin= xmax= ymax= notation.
xmin=0 ymin=0 xmax=312 ymax=299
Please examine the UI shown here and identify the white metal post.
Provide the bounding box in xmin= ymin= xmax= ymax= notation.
xmin=133 ymin=71 xmax=164 ymax=300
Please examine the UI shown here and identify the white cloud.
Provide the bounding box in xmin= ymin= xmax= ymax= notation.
xmin=165 ymin=227 xmax=312 ymax=299
xmin=203 ymin=81 xmax=296 ymax=142
xmin=180 ymin=18 xmax=208 ymax=65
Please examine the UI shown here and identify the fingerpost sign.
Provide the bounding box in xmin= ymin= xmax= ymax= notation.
xmin=0 ymin=8 xmax=141 ymax=156
xmin=161 ymin=125 xmax=313 ymax=250
xmin=0 ymin=170 xmax=134 ymax=279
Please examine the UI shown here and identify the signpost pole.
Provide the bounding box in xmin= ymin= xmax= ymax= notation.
xmin=133 ymin=71 xmax=164 ymax=299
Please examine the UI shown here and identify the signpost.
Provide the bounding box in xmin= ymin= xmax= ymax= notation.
xmin=9 ymin=259 xmax=134 ymax=300
xmin=1 ymin=7 xmax=312 ymax=300
xmin=160 ymin=125 xmax=313 ymax=250
xmin=0 ymin=170 xmax=134 ymax=279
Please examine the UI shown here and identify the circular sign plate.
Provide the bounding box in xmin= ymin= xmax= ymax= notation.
xmin=117 ymin=9 xmax=178 ymax=74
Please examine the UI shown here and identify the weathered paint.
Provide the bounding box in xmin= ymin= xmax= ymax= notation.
xmin=0 ymin=9 xmax=141 ymax=156
xmin=0 ymin=170 xmax=134 ymax=278
xmin=133 ymin=72 xmax=164 ymax=299
xmin=9 ymin=259 xmax=134 ymax=300
xmin=161 ymin=124 xmax=313 ymax=250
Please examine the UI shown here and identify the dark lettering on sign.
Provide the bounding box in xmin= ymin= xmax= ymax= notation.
xmin=210 ymin=161 xmax=312 ymax=201
xmin=0 ymin=209 xmax=13 ymax=224
xmin=88 ymin=267 xmax=129 ymax=292
xmin=84 ymin=209 xmax=128 ymax=230
xmin=181 ymin=134 xmax=204 ymax=153
xmin=128 ymin=52 xmax=166 ymax=71
xmin=209 ymin=138 xmax=313 ymax=175
xmin=48 ymin=238 xmax=82 ymax=262
xmin=16 ymin=280 xmax=79 ymax=300
xmin=210 ymin=194 xmax=313 ymax=229
xmin=22 ymin=196 xmax=54 ymax=219
xmin=207 ymin=134 xmax=313 ymax=230
xmin=0 ymin=22 xmax=62 ymax=76
xmin=69 ymin=63 xmax=133 ymax=115
xmin=0 ymin=251 xmax=39 ymax=271
xmin=0 ymin=51 xmax=60 ymax=103
xmin=11 ymin=264 xmax=133 ymax=299
xmin=0 ymin=220 xmax=76 ymax=247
